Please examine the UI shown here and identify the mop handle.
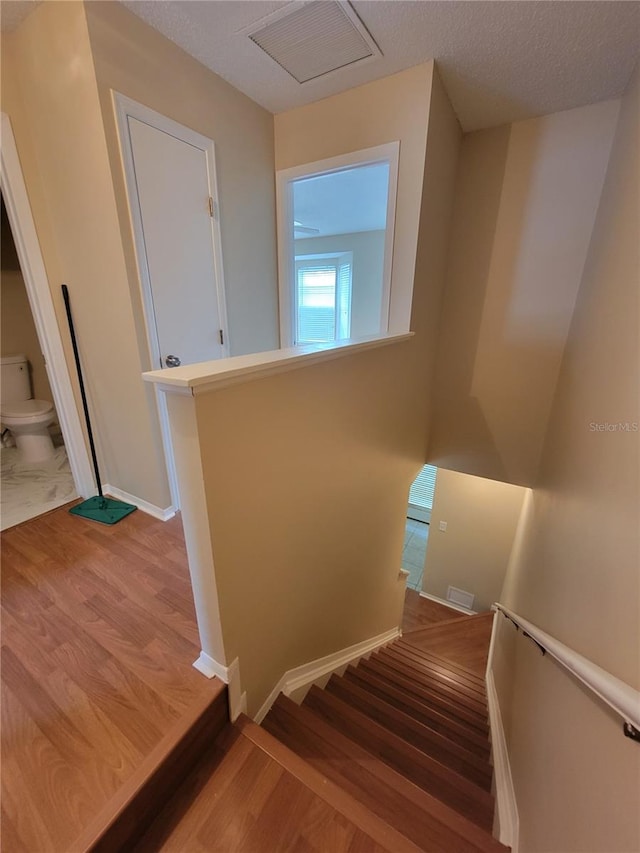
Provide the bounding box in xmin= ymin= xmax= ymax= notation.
xmin=61 ymin=284 xmax=103 ymax=498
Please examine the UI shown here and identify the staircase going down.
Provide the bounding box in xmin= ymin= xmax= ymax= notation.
xmin=133 ymin=601 xmax=507 ymax=852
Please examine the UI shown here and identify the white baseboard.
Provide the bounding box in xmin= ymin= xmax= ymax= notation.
xmin=418 ymin=590 xmax=477 ymax=615
xmin=193 ymin=652 xmax=246 ymax=722
xmin=253 ymin=626 xmax=401 ymax=724
xmin=486 ymin=670 xmax=519 ymax=850
xmin=103 ymin=484 xmax=176 ymax=521
xmin=193 ymin=650 xmax=228 ymax=680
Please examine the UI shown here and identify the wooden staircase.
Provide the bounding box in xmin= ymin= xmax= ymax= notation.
xmin=130 ymin=604 xmax=506 ymax=852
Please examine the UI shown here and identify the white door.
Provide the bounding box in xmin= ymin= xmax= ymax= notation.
xmin=126 ymin=116 xmax=227 ymax=368
xmin=115 ymin=95 xmax=229 ymax=507
xmin=127 ymin=116 xmax=227 ymax=368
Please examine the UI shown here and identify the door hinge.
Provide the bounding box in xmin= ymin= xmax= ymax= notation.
xmin=219 ymin=329 xmax=224 ymax=346
xmin=208 ymin=196 xmax=216 ymax=218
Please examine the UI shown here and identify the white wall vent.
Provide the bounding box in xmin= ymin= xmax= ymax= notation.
xmin=446 ymin=585 xmax=475 ymax=611
xmin=246 ymin=1 xmax=381 ymax=85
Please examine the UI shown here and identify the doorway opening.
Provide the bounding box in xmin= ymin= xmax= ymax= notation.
xmin=402 ymin=464 xmax=437 ymax=590
xmin=1 ymin=115 xmax=94 ymax=529
xmin=0 ymin=195 xmax=77 ymax=528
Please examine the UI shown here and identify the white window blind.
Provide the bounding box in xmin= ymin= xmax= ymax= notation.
xmin=297 ymin=265 xmax=336 ymax=343
xmin=337 ymin=260 xmax=352 ymax=339
xmin=295 ymin=254 xmax=352 ymax=344
xmin=409 ymin=464 xmax=438 ymax=511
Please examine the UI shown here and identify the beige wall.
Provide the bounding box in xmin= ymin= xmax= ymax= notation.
xmin=294 ymin=230 xmax=385 ymax=337
xmin=276 ymin=63 xmax=437 ymax=336
xmin=197 ymin=342 xmax=420 ymax=715
xmin=495 ymin=67 xmax=639 ymax=852
xmin=422 ymin=469 xmax=527 ymax=613
xmin=186 ymin=65 xmax=461 ymax=714
xmin=2 ymin=1 xmax=170 ymax=506
xmin=84 ymin=1 xmax=279 ymax=358
xmin=1 ymin=200 xmax=52 ymax=403
xmin=428 ymin=100 xmax=619 ymax=487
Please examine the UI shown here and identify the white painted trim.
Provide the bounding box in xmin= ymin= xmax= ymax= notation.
xmin=111 ymin=92 xmax=231 ymax=509
xmin=486 ymin=611 xmax=519 ymax=850
xmin=193 ymin=653 xmax=246 ymax=722
xmin=253 ymin=627 xmax=401 ymax=724
xmin=163 ymin=392 xmax=227 ymax=672
xmin=0 ymin=114 xmax=95 ymax=499
xmin=486 ymin=673 xmax=519 ymax=849
xmin=193 ymin=650 xmax=226 ymax=680
xmin=418 ymin=591 xmax=477 ymax=616
xmin=102 ymin=484 xmax=175 ymax=521
xmin=276 ymin=142 xmax=401 ymax=347
xmin=143 ymin=332 xmax=413 ymax=396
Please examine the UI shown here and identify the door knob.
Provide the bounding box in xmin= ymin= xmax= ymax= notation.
xmin=165 ymin=354 xmax=181 ymax=367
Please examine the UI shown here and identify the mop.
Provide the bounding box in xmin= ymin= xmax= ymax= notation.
xmin=62 ymin=284 xmax=137 ymax=525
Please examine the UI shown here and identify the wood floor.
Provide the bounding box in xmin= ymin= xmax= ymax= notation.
xmin=1 ymin=503 xmax=223 ymax=853
xmin=402 ymin=589 xmax=464 ymax=633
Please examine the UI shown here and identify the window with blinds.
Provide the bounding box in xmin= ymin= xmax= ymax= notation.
xmin=295 ymin=254 xmax=352 ymax=344
xmin=408 ymin=464 xmax=438 ymax=523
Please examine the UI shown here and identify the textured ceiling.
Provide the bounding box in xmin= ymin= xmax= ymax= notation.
xmin=0 ymin=0 xmax=41 ymax=32
xmin=3 ymin=1 xmax=639 ymax=130
xmin=120 ymin=0 xmax=640 ymax=130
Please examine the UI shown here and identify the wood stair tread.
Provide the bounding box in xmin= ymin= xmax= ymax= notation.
xmin=135 ymin=716 xmax=412 ymax=853
xmin=395 ymin=641 xmax=487 ymax=686
xmin=324 ymin=675 xmax=493 ymax=790
xmin=358 ymin=657 xmax=490 ymax=734
xmin=399 ymin=615 xmax=494 ymax=678
xmin=264 ymin=696 xmax=506 ymax=852
xmin=235 ymin=715 xmax=424 ymax=853
xmin=343 ymin=666 xmax=491 ymax=757
xmin=374 ymin=649 xmax=489 ymax=713
xmin=386 ymin=643 xmax=488 ymax=696
xmin=303 ymin=685 xmax=494 ymax=830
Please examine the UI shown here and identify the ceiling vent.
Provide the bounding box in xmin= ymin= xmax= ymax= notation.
xmin=246 ymin=1 xmax=381 ymax=84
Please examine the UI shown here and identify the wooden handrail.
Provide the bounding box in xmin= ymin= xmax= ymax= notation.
xmin=493 ymin=603 xmax=640 ymax=741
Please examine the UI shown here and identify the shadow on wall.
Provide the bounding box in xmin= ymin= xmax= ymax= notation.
xmin=428 ymin=102 xmax=619 ymax=488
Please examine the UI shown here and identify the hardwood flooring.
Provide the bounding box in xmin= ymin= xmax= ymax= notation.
xmin=402 ymin=613 xmax=495 ymax=676
xmin=1 ymin=503 xmax=223 ymax=853
xmin=402 ymin=589 xmax=462 ymax=633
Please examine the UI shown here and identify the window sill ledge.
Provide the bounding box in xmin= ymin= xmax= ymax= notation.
xmin=142 ymin=333 xmax=414 ymax=396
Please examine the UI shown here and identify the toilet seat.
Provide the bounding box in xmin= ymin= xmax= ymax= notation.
xmin=0 ymin=399 xmax=54 ymax=421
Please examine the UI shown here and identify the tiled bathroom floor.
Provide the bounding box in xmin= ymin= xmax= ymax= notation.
xmin=402 ymin=518 xmax=429 ymax=590
xmin=0 ymin=440 xmax=77 ymax=531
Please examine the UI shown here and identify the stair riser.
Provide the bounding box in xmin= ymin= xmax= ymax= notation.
xmin=325 ymin=677 xmax=492 ymax=790
xmin=375 ymin=650 xmax=489 ymax=713
xmin=344 ymin=668 xmax=491 ymax=758
xmin=264 ymin=703 xmax=497 ymax=852
xmin=304 ymin=690 xmax=494 ymax=831
xmin=395 ymin=642 xmax=487 ymax=688
xmin=359 ymin=659 xmax=490 ymax=734
xmin=385 ymin=645 xmax=488 ymax=697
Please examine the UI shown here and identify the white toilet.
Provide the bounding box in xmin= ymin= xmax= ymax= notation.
xmin=0 ymin=354 xmax=56 ymax=463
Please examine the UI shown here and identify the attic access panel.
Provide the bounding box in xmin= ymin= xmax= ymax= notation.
xmin=247 ymin=1 xmax=381 ymax=84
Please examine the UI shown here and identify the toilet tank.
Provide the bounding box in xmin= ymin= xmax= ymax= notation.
xmin=0 ymin=355 xmax=31 ymax=404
